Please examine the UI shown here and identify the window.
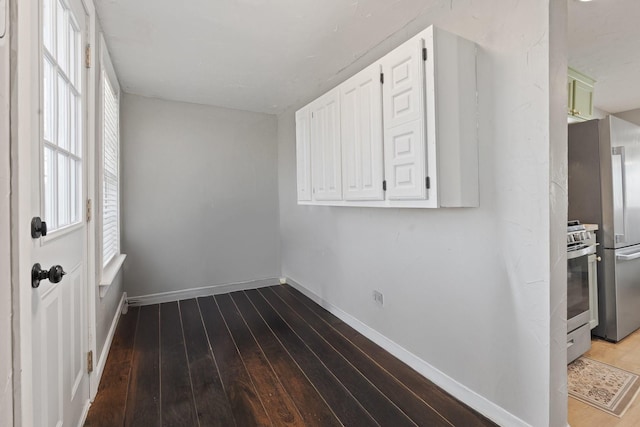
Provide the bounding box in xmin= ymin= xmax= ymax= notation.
xmin=42 ymin=0 xmax=83 ymax=231
xmin=102 ymin=70 xmax=119 ymax=267
xmin=99 ymin=35 xmax=125 ymax=288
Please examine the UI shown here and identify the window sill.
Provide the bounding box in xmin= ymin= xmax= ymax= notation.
xmin=99 ymin=254 xmax=127 ymax=298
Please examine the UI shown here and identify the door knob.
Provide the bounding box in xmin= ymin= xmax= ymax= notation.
xmin=32 ymin=263 xmax=66 ymax=288
xmin=31 ymin=217 xmax=48 ymax=238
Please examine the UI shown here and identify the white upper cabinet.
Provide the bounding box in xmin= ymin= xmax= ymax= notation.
xmin=295 ymin=107 xmax=312 ymax=201
xmin=296 ymin=25 xmax=478 ymax=208
xmin=310 ymin=89 xmax=342 ymax=201
xmin=340 ymin=63 xmax=384 ymax=201
xmin=381 ymin=37 xmax=427 ymax=201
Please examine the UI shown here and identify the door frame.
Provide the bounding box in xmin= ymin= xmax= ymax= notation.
xmin=84 ymin=0 xmax=100 ymax=400
xmin=10 ymin=0 xmax=98 ymax=424
xmin=0 ymin=0 xmax=12 ymax=424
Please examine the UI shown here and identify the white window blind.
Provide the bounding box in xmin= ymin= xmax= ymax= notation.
xmin=102 ymin=70 xmax=119 ymax=267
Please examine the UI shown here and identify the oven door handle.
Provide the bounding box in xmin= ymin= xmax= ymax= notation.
xmin=616 ymin=251 xmax=640 ymax=261
xmin=567 ymin=245 xmax=597 ymax=259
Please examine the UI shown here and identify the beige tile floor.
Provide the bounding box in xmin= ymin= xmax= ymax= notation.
xmin=569 ymin=328 xmax=640 ymax=427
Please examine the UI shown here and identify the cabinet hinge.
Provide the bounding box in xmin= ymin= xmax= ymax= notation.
xmin=382 ymin=180 xmax=387 ymax=191
xmin=87 ymin=351 xmax=94 ymax=373
xmin=86 ymin=199 xmax=92 ymax=222
xmin=380 ymin=73 xmax=384 ymax=84
xmin=426 ymin=176 xmax=430 ymax=189
xmin=422 ymin=47 xmax=427 ymax=61
xmin=85 ymin=44 xmax=91 ymax=68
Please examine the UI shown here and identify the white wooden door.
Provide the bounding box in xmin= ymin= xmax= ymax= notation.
xmin=310 ymin=89 xmax=342 ymax=201
xmin=32 ymin=0 xmax=90 ymax=425
xmin=382 ymin=37 xmax=427 ymax=200
xmin=295 ymin=107 xmax=312 ymax=201
xmin=340 ymin=62 xmax=384 ymax=201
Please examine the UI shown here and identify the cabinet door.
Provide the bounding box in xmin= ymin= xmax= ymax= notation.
xmin=310 ymin=89 xmax=342 ymax=201
xmin=381 ymin=38 xmax=427 ymax=200
xmin=295 ymin=107 xmax=312 ymax=201
xmin=383 ymin=120 xmax=427 ymax=200
xmin=573 ymin=79 xmax=594 ymax=120
xmin=340 ymin=63 xmax=384 ymax=201
xmin=567 ymin=77 xmax=574 ymax=115
xmin=568 ymin=69 xmax=595 ymax=121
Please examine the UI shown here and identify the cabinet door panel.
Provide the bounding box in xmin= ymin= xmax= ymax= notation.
xmin=382 ymin=37 xmax=426 ymax=201
xmin=573 ymin=79 xmax=593 ymax=120
xmin=295 ymin=108 xmax=312 ymax=201
xmin=567 ymin=78 xmax=574 ymax=115
xmin=384 ymin=120 xmax=426 ymax=200
xmin=340 ymin=64 xmax=384 ymax=201
xmin=311 ymin=90 xmax=342 ymax=201
xmin=568 ymin=68 xmax=595 ymax=121
xmin=382 ymin=39 xmax=424 ymax=129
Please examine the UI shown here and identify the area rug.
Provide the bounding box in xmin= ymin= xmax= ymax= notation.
xmin=568 ymin=357 xmax=640 ymax=417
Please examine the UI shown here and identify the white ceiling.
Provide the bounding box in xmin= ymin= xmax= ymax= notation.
xmin=568 ymin=0 xmax=640 ymax=114
xmin=95 ymin=0 xmax=640 ymax=115
xmin=93 ymin=0 xmax=445 ymax=114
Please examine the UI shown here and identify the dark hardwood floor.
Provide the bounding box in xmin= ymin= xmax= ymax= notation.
xmin=85 ymin=285 xmax=496 ymax=427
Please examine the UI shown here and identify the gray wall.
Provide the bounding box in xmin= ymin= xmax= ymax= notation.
xmin=95 ymin=272 xmax=124 ymax=358
xmin=615 ymin=107 xmax=640 ymax=125
xmin=93 ymin=22 xmax=125 ymax=366
xmin=121 ymin=94 xmax=280 ymax=298
xmin=278 ymin=2 xmax=565 ymax=426
xmin=0 ymin=14 xmax=13 ymax=426
xmin=593 ymin=106 xmax=610 ymax=119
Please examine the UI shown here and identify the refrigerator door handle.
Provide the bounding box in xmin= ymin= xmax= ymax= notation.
xmin=612 ymin=146 xmax=627 ymax=244
xmin=616 ymin=251 xmax=640 ymax=261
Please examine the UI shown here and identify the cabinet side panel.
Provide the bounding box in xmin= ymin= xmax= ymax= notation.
xmin=434 ymin=29 xmax=479 ymax=207
xmin=295 ymin=108 xmax=312 ymax=202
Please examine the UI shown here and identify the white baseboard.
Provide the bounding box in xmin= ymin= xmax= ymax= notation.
xmin=77 ymin=398 xmax=91 ymax=427
xmin=285 ymin=278 xmax=530 ymax=427
xmin=126 ymin=278 xmax=280 ymax=307
xmin=94 ymin=291 xmax=127 ymax=393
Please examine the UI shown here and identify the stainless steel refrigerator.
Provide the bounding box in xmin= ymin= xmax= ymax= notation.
xmin=569 ymin=116 xmax=640 ymax=342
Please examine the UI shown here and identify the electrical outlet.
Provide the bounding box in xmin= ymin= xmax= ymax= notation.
xmin=373 ymin=290 xmax=384 ymax=306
